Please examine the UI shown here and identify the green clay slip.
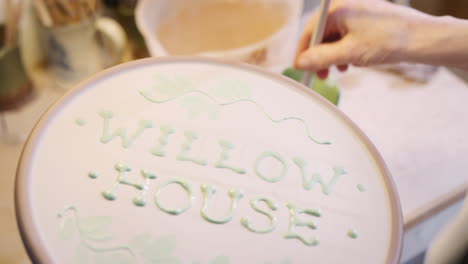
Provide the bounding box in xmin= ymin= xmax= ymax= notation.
xmin=214 ymin=140 xmax=246 ymax=174
xmin=241 ymin=196 xmax=278 ymax=234
xmin=254 ymin=152 xmax=288 ymax=183
xmin=99 ymin=110 xmax=153 ymax=148
xmin=282 ymin=67 xmax=340 ymax=106
xmin=151 ymin=125 xmax=175 ymax=157
xmin=347 ymin=229 xmax=358 ymax=239
xmin=154 ymin=178 xmax=195 ymax=215
xmin=200 ymin=184 xmax=244 ymax=224
xmin=139 ymin=89 xmax=330 ymax=145
xmin=357 ymin=184 xmax=366 ymax=192
xmin=176 ymin=131 xmax=207 ymax=166
xmin=283 ymin=202 xmax=321 ymax=246
xmin=209 ymin=255 xmax=230 ymax=264
xmin=58 ymin=206 xmax=137 ymax=258
xmin=75 ymin=118 xmax=86 ymax=126
xmin=101 ymin=164 xmax=157 ymax=207
xmin=87 ymin=172 xmax=98 ymax=179
xmin=293 ymin=158 xmax=346 ymax=195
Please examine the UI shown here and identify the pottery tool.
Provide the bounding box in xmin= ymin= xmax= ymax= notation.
xmin=301 ymin=0 xmax=331 ymax=87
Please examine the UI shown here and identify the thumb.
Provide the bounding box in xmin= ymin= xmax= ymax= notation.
xmin=295 ymin=39 xmax=352 ymax=72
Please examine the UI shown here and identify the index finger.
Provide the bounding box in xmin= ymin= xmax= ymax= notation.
xmin=295 ymin=13 xmax=319 ymax=62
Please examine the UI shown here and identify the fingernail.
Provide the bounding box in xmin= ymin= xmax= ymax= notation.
xmin=317 ymin=69 xmax=329 ymax=80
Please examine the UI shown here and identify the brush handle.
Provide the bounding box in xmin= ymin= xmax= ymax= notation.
xmin=301 ymin=0 xmax=331 ymax=87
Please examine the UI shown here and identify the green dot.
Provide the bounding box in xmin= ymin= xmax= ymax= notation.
xmin=75 ymin=118 xmax=86 ymax=126
xmin=88 ymin=172 xmax=98 ymax=179
xmin=347 ymin=229 xmax=358 ymax=239
xmin=357 ymin=184 xmax=366 ymax=192
xmin=102 ymin=191 xmax=116 ymax=200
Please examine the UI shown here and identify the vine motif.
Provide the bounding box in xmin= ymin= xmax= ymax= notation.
xmin=140 ymin=76 xmax=331 ymax=145
xmin=140 ymin=89 xmax=330 ymax=145
xmin=58 ymin=206 xmax=293 ymax=263
xmin=58 ymin=206 xmax=180 ymax=264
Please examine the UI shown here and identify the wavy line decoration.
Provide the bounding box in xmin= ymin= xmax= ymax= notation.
xmin=139 ymin=89 xmax=331 ymax=145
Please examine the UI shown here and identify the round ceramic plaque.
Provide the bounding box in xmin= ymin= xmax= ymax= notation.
xmin=16 ymin=58 xmax=402 ymax=263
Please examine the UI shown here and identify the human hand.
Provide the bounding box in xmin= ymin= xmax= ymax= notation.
xmin=295 ymin=0 xmax=430 ymax=79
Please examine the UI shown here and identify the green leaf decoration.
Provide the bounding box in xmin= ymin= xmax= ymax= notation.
xmin=60 ymin=217 xmax=75 ymax=240
xmin=128 ymin=233 xmax=151 ymax=253
xmin=80 ymin=216 xmax=112 ymax=241
xmin=210 ymin=256 xmax=230 ymax=264
xmin=75 ymin=242 xmax=89 ymax=264
xmin=180 ymin=96 xmax=221 ymax=119
xmin=152 ymin=74 xmax=193 ymax=97
xmin=282 ymin=67 xmax=340 ymax=105
xmin=84 ymin=228 xmax=113 ymax=242
xmin=149 ymin=236 xmax=177 ymax=256
xmin=206 ymin=79 xmax=252 ymax=101
xmin=93 ymin=252 xmax=133 ymax=264
xmin=141 ymin=235 xmax=180 ymax=263
xmin=152 ymin=256 xmax=182 ymax=264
